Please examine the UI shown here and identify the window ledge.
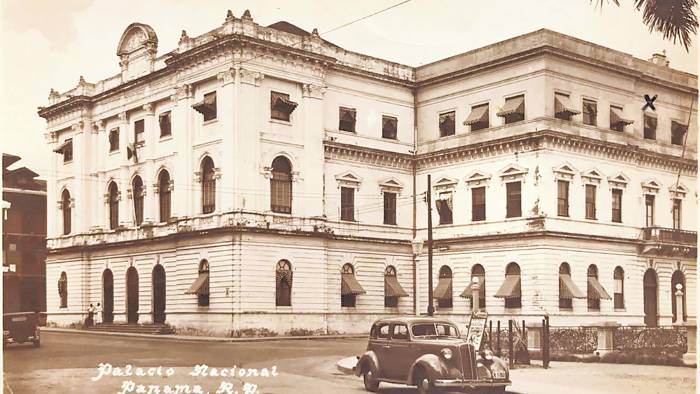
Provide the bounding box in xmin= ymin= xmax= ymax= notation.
xmin=203 ymin=119 xmax=218 ymax=126
xmin=63 ymin=160 xmax=73 ymax=165
xmin=159 ymin=135 xmax=173 ymax=142
xmin=109 ymin=150 xmax=120 ymax=155
xmin=614 ymin=308 xmax=626 ymax=312
xmin=275 ymin=306 xmax=292 ymax=310
xmin=270 ymin=118 xmax=292 ymax=126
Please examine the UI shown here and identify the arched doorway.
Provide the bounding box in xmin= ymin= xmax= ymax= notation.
xmin=126 ymin=267 xmax=139 ymax=324
xmin=152 ymin=264 xmax=166 ymax=324
xmin=102 ymin=269 xmax=114 ymax=324
xmin=643 ymin=269 xmax=658 ymax=327
xmin=671 ymin=270 xmax=687 ymax=323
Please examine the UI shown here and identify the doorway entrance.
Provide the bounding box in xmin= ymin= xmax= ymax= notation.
xmin=102 ymin=269 xmax=114 ymax=324
xmin=152 ymin=264 xmax=166 ymax=324
xmin=643 ymin=269 xmax=658 ymax=327
xmin=126 ymin=267 xmax=139 ymax=324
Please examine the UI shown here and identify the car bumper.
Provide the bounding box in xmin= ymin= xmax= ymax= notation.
xmin=434 ymin=379 xmax=511 ymax=389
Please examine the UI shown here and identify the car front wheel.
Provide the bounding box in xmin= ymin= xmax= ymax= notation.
xmin=415 ymin=371 xmax=434 ymax=394
xmin=362 ymin=369 xmax=379 ymax=392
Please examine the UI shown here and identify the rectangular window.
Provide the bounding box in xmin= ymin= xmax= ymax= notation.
xmin=644 ymin=114 xmax=657 ymax=140
xmin=585 ymin=185 xmax=597 ymax=220
xmin=614 ymin=277 xmax=624 ymax=309
xmin=612 ymin=189 xmax=622 ymax=223
xmin=505 ymin=182 xmax=522 ymax=218
xmin=134 ymin=119 xmax=145 ymax=145
xmin=672 ymin=199 xmax=682 ymax=229
xmin=384 ymin=296 xmax=398 ymax=308
xmin=63 ymin=139 xmax=73 ymax=162
xmin=271 ymin=91 xmax=297 ymax=121
xmin=471 ymin=187 xmax=486 ymax=222
xmin=436 ymin=192 xmax=453 ymax=225
xmin=338 ymin=107 xmax=356 ymax=132
xmin=582 ymin=99 xmax=597 ymax=126
xmin=559 ymin=297 xmax=572 ymax=310
xmin=341 ymin=294 xmax=356 ymax=308
xmin=383 ymin=192 xmax=397 ymax=225
xmin=439 ymin=111 xmax=455 ymax=137
xmin=468 ymin=103 xmax=489 ymax=131
xmin=557 ymin=180 xmax=569 ymax=217
xmin=340 ymin=187 xmax=355 ymax=221
xmin=382 ymin=115 xmax=398 ymax=139
xmin=159 ymin=111 xmax=171 ymax=137
xmin=109 ymin=128 xmax=119 ymax=152
xmin=502 ymin=95 xmax=525 ymax=124
xmin=645 ymin=195 xmax=655 ymax=227
xmin=671 ymin=121 xmax=687 ymax=146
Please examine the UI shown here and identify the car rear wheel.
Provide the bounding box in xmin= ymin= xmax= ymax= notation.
xmin=362 ymin=369 xmax=379 ymax=392
xmin=415 ymin=370 xmax=434 ymax=394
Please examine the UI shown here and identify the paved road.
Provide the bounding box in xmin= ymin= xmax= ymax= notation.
xmin=3 ymin=332 xmax=696 ymax=394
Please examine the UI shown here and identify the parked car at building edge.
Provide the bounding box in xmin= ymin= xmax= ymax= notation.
xmin=355 ymin=316 xmax=510 ymax=393
xmin=3 ymin=312 xmax=41 ymax=348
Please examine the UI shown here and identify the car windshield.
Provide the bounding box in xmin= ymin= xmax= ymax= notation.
xmin=411 ymin=323 xmax=460 ymax=339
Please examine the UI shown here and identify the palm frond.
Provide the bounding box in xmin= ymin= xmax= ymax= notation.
xmin=633 ymin=0 xmax=698 ymax=51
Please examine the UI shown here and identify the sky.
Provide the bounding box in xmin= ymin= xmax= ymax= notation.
xmin=1 ymin=0 xmax=697 ymax=178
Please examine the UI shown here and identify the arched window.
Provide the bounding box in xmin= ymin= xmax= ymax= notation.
xmin=586 ymin=264 xmax=613 ymax=311
xmin=61 ymin=189 xmax=71 ymax=235
xmin=341 ymin=263 xmax=365 ymax=307
xmin=108 ymin=182 xmax=119 ymax=230
xmin=614 ymin=267 xmax=625 ymax=309
xmin=671 ymin=270 xmax=687 ymax=323
xmin=558 ymin=263 xmax=585 ymax=310
xmin=158 ymin=170 xmax=171 ymax=222
xmin=384 ymin=265 xmax=408 ymax=308
xmin=471 ymin=264 xmax=486 ymax=309
xmin=276 ymin=260 xmax=293 ymax=307
xmin=502 ymin=263 xmax=522 ymax=309
xmin=201 ymin=157 xmax=216 ymax=214
xmin=198 ymin=260 xmax=210 ymax=307
xmin=270 ymin=156 xmax=292 ymax=214
xmin=58 ymin=272 xmax=67 ymax=308
xmin=132 ymin=176 xmax=144 ymax=226
xmin=435 ymin=265 xmax=453 ymax=308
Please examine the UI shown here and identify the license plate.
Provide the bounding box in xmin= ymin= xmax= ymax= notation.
xmin=11 ymin=316 xmax=27 ymax=322
xmin=492 ymin=370 xmax=506 ymax=379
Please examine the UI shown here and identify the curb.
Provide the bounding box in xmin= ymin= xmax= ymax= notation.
xmin=41 ymin=327 xmax=367 ymax=343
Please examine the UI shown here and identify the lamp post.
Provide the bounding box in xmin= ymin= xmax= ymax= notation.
xmin=411 ymin=236 xmax=424 ymax=316
xmin=471 ymin=276 xmax=481 ymax=314
xmin=674 ymin=283 xmax=684 ymax=325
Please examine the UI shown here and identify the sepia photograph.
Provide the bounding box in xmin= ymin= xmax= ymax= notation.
xmin=1 ymin=0 xmax=698 ymax=393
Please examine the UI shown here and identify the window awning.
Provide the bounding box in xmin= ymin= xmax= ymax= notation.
xmin=587 ymin=276 xmax=612 ymax=300
xmin=559 ymin=274 xmax=586 ymax=299
xmin=460 ymin=276 xmax=484 ymax=298
xmin=555 ymin=95 xmax=581 ymax=116
xmin=610 ymin=107 xmax=634 ymax=126
xmin=192 ymin=94 xmax=216 ymax=115
xmin=273 ymin=96 xmax=299 ymax=114
xmin=185 ymin=272 xmax=209 ymax=295
xmin=463 ymin=105 xmax=489 ymax=125
xmin=497 ymin=96 xmax=524 ymax=117
xmin=53 ymin=141 xmax=69 ymax=154
xmin=341 ymin=273 xmax=366 ymax=295
xmin=385 ymin=275 xmax=409 ymax=297
xmin=432 ymin=277 xmax=452 ymax=300
xmin=494 ymin=275 xmax=521 ymax=298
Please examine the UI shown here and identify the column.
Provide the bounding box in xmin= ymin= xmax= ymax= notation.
xmin=91 ymin=120 xmax=105 ymax=230
xmin=300 ymin=83 xmax=325 ymax=218
xmin=683 ymin=320 xmax=696 ymax=366
xmin=118 ymin=111 xmax=131 ymax=227
xmin=217 ymin=67 xmax=235 ymax=213
xmin=170 ymin=84 xmax=193 ymax=219
xmin=46 ymin=131 xmax=59 ymax=238
xmin=236 ymin=68 xmax=264 ymax=211
xmin=72 ymin=120 xmax=88 ymax=233
xmin=142 ymin=103 xmax=156 ymax=224
xmin=591 ymin=322 xmax=620 ymax=356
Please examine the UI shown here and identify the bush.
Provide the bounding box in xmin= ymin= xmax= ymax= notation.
xmin=286 ymin=328 xmax=325 ymax=336
xmin=230 ymin=328 xmax=278 ymax=338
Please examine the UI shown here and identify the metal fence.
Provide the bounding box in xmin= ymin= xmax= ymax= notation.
xmin=613 ymin=326 xmax=687 ymax=356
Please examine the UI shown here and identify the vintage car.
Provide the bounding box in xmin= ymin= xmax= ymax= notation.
xmin=355 ymin=317 xmax=510 ymax=393
xmin=3 ymin=312 xmax=41 ymax=348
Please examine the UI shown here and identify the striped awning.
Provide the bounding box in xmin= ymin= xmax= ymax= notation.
xmin=610 ymin=107 xmax=634 ymax=126
xmin=433 ymin=277 xmax=452 ymax=300
xmin=463 ymin=105 xmax=489 ymax=125
xmin=494 ymin=275 xmax=521 ymax=298
xmin=460 ymin=276 xmax=485 ymax=298
xmin=497 ymin=96 xmax=524 ymax=117
xmin=555 ymin=94 xmax=581 ymax=116
xmin=53 ymin=140 xmax=69 ymax=154
xmin=559 ymin=274 xmax=586 ymax=299
xmin=341 ymin=273 xmax=366 ymax=295
xmin=185 ymin=272 xmax=209 ymax=295
xmin=587 ymin=276 xmax=612 ymax=300
xmin=385 ymin=275 xmax=409 ymax=297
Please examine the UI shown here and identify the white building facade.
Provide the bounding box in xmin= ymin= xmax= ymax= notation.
xmin=40 ymin=12 xmax=697 ymax=335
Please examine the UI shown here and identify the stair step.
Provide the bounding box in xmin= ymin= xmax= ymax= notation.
xmin=85 ymin=324 xmax=174 ymax=335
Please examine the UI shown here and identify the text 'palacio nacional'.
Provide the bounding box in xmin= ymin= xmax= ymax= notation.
xmin=39 ymin=10 xmax=697 ymax=335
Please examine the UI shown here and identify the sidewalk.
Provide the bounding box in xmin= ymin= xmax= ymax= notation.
xmin=41 ymin=327 xmax=366 ymax=343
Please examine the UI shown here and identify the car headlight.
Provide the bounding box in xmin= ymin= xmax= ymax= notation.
xmin=482 ymin=349 xmax=493 ymax=360
xmin=441 ymin=348 xmax=453 ymax=360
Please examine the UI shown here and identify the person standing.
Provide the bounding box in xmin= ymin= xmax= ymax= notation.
xmin=95 ymin=303 xmax=102 ymax=325
xmin=86 ymin=303 xmax=95 ymax=327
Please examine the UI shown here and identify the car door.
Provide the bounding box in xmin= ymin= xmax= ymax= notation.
xmin=370 ymin=323 xmax=391 ymax=378
xmin=384 ymin=323 xmax=412 ymax=381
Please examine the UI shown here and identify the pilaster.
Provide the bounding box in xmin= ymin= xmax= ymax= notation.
xmin=170 ymin=83 xmax=193 ymax=218
xmin=142 ymin=103 xmax=156 ymax=223
xmin=217 ymin=67 xmax=236 ymax=213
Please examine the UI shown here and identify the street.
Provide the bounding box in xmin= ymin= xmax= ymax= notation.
xmin=3 ymin=331 xmax=696 ymax=394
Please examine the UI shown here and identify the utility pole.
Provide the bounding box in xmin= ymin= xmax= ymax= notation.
xmin=427 ymin=174 xmax=434 ymax=316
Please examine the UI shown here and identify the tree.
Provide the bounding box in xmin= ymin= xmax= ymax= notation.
xmin=594 ymin=0 xmax=698 ymax=51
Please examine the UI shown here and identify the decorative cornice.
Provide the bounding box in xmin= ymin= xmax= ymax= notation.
xmin=324 ymin=141 xmax=413 ymax=171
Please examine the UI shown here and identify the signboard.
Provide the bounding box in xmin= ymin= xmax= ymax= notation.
xmin=465 ymin=311 xmax=488 ymax=350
